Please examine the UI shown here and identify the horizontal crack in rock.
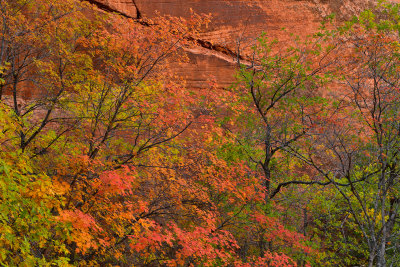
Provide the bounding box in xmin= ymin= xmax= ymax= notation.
xmin=82 ymin=0 xmax=245 ymax=62
xmin=82 ymin=0 xmax=131 ymax=18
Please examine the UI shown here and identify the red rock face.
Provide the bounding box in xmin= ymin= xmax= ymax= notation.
xmin=92 ymin=0 xmax=377 ymax=88
xmin=137 ymin=0 xmax=320 ymax=46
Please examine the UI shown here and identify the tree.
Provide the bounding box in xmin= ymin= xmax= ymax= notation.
xmin=0 ymin=102 xmax=71 ymax=265
xmin=233 ymin=2 xmax=400 ymax=265
xmin=303 ymin=4 xmax=400 ymax=265
xmin=233 ymin=32 xmax=335 ymax=203
xmin=230 ymin=2 xmax=400 ymax=265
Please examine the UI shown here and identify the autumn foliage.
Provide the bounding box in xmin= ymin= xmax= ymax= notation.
xmin=1 ymin=0 xmax=400 ymax=266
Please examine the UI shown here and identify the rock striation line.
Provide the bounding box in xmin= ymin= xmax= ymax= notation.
xmin=82 ymin=0 xmax=245 ymax=64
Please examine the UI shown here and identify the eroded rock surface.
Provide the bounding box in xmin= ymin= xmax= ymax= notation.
xmin=92 ymin=0 xmax=378 ymax=88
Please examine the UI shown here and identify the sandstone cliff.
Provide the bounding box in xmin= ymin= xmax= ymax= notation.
xmin=90 ymin=0 xmax=380 ymax=88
